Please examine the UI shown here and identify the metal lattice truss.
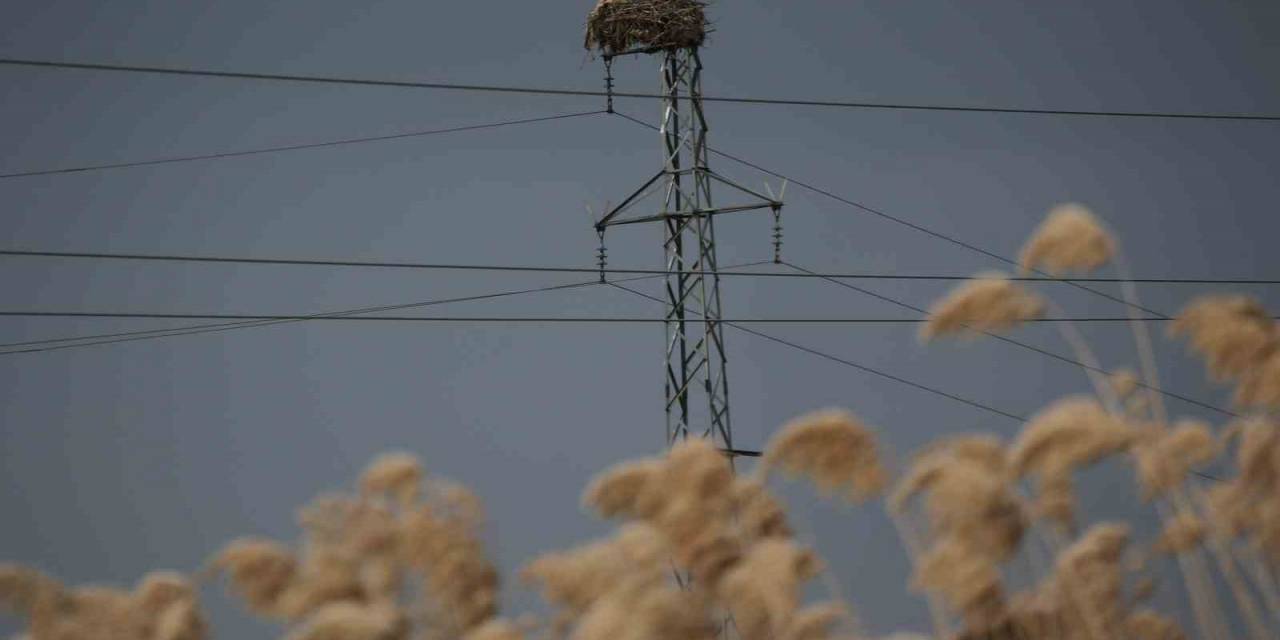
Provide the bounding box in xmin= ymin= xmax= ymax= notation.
xmin=596 ymin=47 xmax=784 ymax=450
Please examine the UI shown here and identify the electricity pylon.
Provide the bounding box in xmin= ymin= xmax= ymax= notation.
xmin=595 ymin=46 xmax=784 ymax=454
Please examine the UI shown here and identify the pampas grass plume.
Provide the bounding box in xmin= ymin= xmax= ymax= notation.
xmin=463 ymin=618 xmax=527 ymax=640
xmin=1054 ymin=522 xmax=1131 ymax=633
xmin=718 ymin=540 xmax=822 ymax=640
xmin=763 ymin=409 xmax=886 ymax=502
xmin=284 ymin=602 xmax=406 ymax=640
xmin=732 ymin=478 xmax=793 ymax=541
xmin=1156 ymin=511 xmax=1207 ymax=554
xmin=359 ymin=452 xmax=424 ymax=507
xmin=582 ymin=458 xmax=663 ymax=519
xmin=1018 ymin=203 xmax=1116 ymax=275
xmin=920 ymin=272 xmax=1045 ymax=341
xmin=1171 ymin=295 xmax=1278 ymax=383
xmin=1125 ymin=609 xmax=1188 ymax=640
xmin=783 ymin=602 xmax=848 ymax=640
xmin=1133 ymin=420 xmax=1218 ymax=498
xmin=1009 ymin=396 xmax=1134 ymax=478
xmin=209 ymin=538 xmax=299 ymax=618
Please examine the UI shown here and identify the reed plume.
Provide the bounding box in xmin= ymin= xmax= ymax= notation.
xmin=891 ymin=436 xmax=1028 ymax=635
xmin=208 ymin=538 xmax=299 ymax=618
xmin=762 ymin=409 xmax=886 ymax=502
xmin=359 ymin=452 xmax=424 ymax=508
xmin=1008 ymin=397 xmax=1135 ymax=529
xmin=462 ymin=618 xmax=526 ymax=640
xmin=520 ymin=524 xmax=666 ymax=618
xmin=913 ymin=538 xmax=1006 ymax=631
xmin=920 ymin=272 xmax=1046 ymax=341
xmin=732 ymin=478 xmax=793 ymax=542
xmin=283 ymin=602 xmax=406 ymax=640
xmin=1018 ymin=203 xmax=1116 ymax=275
xmin=1010 ymin=397 xmax=1134 ymax=478
xmin=1131 ymin=420 xmax=1218 ymax=499
xmin=1052 ymin=523 xmax=1132 ymax=637
xmin=1171 ymin=295 xmax=1277 ymax=383
xmin=717 ymin=539 xmax=823 ymax=640
xmin=1157 ymin=512 xmax=1208 ymax=555
xmin=782 ymin=602 xmax=848 ymax=640
xmin=1125 ymin=609 xmax=1189 ymax=640
xmin=0 ymin=567 xmax=207 ymax=640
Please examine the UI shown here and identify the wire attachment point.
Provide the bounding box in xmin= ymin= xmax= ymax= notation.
xmin=596 ymin=230 xmax=609 ymax=283
xmin=603 ymin=58 xmax=616 ymax=114
xmin=771 ymin=205 xmax=784 ymax=264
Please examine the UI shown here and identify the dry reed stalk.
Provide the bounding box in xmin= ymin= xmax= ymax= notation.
xmin=1153 ymin=501 xmax=1231 ymax=640
xmin=887 ymin=509 xmax=953 ymax=640
xmin=1109 ymin=250 xmax=1171 ymax=426
xmin=1199 ymin=526 xmax=1272 ymax=640
xmin=919 ymin=272 xmax=1045 ymax=341
xmin=584 ymin=0 xmax=708 ymax=54
xmin=1044 ymin=302 xmax=1124 ymax=414
xmin=1236 ymin=540 xmax=1280 ymax=617
xmin=761 ymin=409 xmax=887 ymax=502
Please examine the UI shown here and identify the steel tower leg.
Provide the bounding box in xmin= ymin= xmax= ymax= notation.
xmin=658 ymin=48 xmax=732 ymax=451
xmin=595 ymin=47 xmax=782 ymax=456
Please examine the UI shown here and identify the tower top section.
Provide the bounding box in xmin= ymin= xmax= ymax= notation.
xmin=585 ymin=0 xmax=709 ymax=56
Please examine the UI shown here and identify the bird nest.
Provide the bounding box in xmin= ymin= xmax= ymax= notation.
xmin=585 ymin=0 xmax=709 ymax=55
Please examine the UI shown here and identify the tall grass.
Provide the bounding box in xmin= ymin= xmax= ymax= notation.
xmin=2 ymin=205 xmax=1278 ymax=639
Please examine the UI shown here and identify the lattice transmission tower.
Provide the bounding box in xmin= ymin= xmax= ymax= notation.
xmin=594 ymin=45 xmax=784 ymax=454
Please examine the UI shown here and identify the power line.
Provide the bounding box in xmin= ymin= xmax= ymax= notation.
xmin=0 ymin=279 xmax=602 ymax=356
xmin=606 ymin=281 xmax=1027 ymax=422
xmin=610 ymin=280 xmax=1224 ymax=481
xmin=0 ymin=262 xmax=771 ymax=354
xmin=4 ymin=57 xmax=1278 ymax=122
xmin=782 ymin=260 xmax=1237 ymax=418
xmin=612 ymin=111 xmax=1179 ymax=321
xmin=0 ymin=311 xmax=1218 ymax=324
xmin=0 ymin=111 xmax=603 ymax=179
xmin=5 ymin=248 xmax=1279 ymax=286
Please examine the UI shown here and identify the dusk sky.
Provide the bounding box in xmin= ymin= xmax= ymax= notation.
xmin=2 ymin=1 xmax=1279 ymax=636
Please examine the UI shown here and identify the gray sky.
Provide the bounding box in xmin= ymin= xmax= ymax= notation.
xmin=2 ymin=1 xmax=1279 ymax=636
